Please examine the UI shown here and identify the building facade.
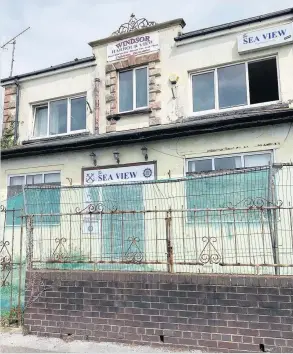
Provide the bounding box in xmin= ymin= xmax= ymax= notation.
xmin=1 ymin=10 xmax=293 ymax=274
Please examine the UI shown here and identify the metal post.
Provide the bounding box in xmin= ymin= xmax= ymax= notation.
xmin=267 ymin=164 xmax=279 ymax=275
xmin=26 ymin=215 xmax=34 ymax=270
xmin=165 ymin=209 xmax=173 ymax=273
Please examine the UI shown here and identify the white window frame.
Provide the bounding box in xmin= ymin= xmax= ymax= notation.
xmin=190 ymin=56 xmax=280 ymax=116
xmin=118 ymin=66 xmax=149 ymax=113
xmin=185 ymin=150 xmax=273 ymax=175
xmin=7 ymin=171 xmax=61 ymax=186
xmin=32 ymin=95 xmax=87 ymax=139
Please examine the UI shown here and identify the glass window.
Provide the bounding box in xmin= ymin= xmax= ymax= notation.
xmin=44 ymin=173 xmax=61 ymax=183
xmin=10 ymin=176 xmax=25 ymax=186
xmin=192 ymin=72 xmax=215 ymax=112
xmin=188 ymin=159 xmax=213 ymax=173
xmin=71 ymin=97 xmax=86 ymax=131
xmin=244 ymin=153 xmax=271 ymax=167
xmin=136 ymin=67 xmax=148 ymax=108
xmin=191 ymin=57 xmax=279 ymax=113
xmin=119 ymin=70 xmax=133 ymax=112
xmin=49 ymin=99 xmax=67 ymax=135
xmin=7 ymin=172 xmax=61 ymax=226
xmin=34 ymin=106 xmax=48 ymax=137
xmin=248 ymin=58 xmax=279 ymax=104
xmin=27 ymin=174 xmax=42 ymax=185
xmin=214 ymin=156 xmax=242 ymax=170
xmin=119 ymin=67 xmax=148 ymax=112
xmin=218 ymin=64 xmax=247 ymax=109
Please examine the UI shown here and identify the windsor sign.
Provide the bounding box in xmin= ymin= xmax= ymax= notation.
xmin=238 ymin=22 xmax=293 ymax=53
xmin=107 ymin=32 xmax=159 ymax=62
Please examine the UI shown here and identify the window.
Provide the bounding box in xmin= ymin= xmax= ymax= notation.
xmin=187 ymin=152 xmax=271 ymax=173
xmin=186 ymin=152 xmax=272 ymax=223
xmin=33 ymin=96 xmax=86 ymax=137
xmin=119 ymin=67 xmax=148 ymax=112
xmin=7 ymin=172 xmax=61 ymax=225
xmin=192 ymin=57 xmax=279 ymax=113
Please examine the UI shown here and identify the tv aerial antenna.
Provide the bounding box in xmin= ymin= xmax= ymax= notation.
xmin=1 ymin=27 xmax=30 ymax=77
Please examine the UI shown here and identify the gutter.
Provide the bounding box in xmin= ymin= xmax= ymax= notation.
xmin=14 ymin=80 xmax=20 ymax=145
xmin=2 ymin=108 xmax=293 ymax=160
xmin=1 ymin=56 xmax=96 ymax=85
xmin=175 ymin=7 xmax=293 ymax=42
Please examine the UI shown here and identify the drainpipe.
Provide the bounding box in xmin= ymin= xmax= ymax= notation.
xmin=13 ymin=79 xmax=20 ymax=145
xmin=94 ymin=77 xmax=100 ymax=135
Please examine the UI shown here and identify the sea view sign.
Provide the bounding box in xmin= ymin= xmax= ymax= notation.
xmin=107 ymin=33 xmax=159 ymax=62
xmin=238 ymin=22 xmax=293 ymax=53
xmin=84 ymin=163 xmax=156 ymax=185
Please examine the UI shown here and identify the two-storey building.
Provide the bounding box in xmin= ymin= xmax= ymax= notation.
xmin=2 ymin=9 xmax=293 ymax=197
xmin=1 ymin=9 xmax=293 ymax=274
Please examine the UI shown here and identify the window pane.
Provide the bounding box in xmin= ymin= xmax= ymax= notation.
xmin=190 ymin=159 xmax=213 ymax=172
xmin=10 ymin=176 xmax=25 ymax=186
xmin=136 ymin=67 xmax=148 ymax=108
xmin=218 ymin=64 xmax=247 ymax=108
xmin=71 ymin=97 xmax=86 ymax=131
xmin=27 ymin=174 xmax=42 ymax=185
xmin=244 ymin=153 xmax=271 ymax=167
xmin=248 ymin=58 xmax=279 ymax=104
xmin=49 ymin=99 xmax=67 ymax=135
xmin=119 ymin=70 xmax=133 ymax=112
xmin=192 ymin=72 xmax=215 ymax=112
xmin=214 ymin=156 xmax=242 ymax=170
xmin=44 ymin=173 xmax=60 ymax=184
xmin=34 ymin=106 xmax=48 ymax=137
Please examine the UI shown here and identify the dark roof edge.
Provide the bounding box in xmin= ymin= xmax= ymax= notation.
xmin=2 ymin=109 xmax=293 ymax=160
xmin=89 ymin=18 xmax=186 ymax=47
xmin=1 ymin=56 xmax=96 ymax=84
xmin=175 ymin=7 xmax=293 ymax=42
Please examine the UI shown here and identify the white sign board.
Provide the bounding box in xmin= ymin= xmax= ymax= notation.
xmin=82 ymin=163 xmax=155 ymax=233
xmin=107 ymin=33 xmax=159 ymax=62
xmin=84 ymin=163 xmax=156 ymax=185
xmin=238 ymin=22 xmax=293 ymax=53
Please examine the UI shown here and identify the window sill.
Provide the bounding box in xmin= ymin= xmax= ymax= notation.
xmin=106 ymin=108 xmax=151 ymax=121
xmin=189 ymin=101 xmax=283 ymax=118
xmin=23 ymin=131 xmax=90 ymax=145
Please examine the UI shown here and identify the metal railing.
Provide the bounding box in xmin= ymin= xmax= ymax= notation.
xmin=2 ymin=164 xmax=293 ymax=276
xmin=21 ymin=204 xmax=293 ymax=275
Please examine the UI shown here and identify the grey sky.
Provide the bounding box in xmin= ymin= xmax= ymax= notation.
xmin=1 ymin=0 xmax=293 ymax=79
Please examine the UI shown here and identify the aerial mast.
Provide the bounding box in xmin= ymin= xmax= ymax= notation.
xmin=1 ymin=27 xmax=31 ymax=77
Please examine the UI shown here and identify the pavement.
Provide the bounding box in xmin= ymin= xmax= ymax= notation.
xmin=0 ymin=330 xmax=201 ymax=353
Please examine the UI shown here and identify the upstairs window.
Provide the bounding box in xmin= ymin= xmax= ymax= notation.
xmin=192 ymin=57 xmax=279 ymax=113
xmin=119 ymin=67 xmax=148 ymax=112
xmin=33 ymin=96 xmax=86 ymax=137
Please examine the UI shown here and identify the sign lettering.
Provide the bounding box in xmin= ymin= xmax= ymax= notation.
xmin=107 ymin=33 xmax=159 ymax=62
xmin=238 ymin=22 xmax=293 ymax=53
xmin=84 ymin=163 xmax=155 ymax=185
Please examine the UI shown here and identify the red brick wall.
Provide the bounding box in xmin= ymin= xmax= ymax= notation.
xmin=25 ymin=271 xmax=293 ymax=352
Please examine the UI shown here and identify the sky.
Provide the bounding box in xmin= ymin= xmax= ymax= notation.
xmin=0 ymin=0 xmax=293 ymax=79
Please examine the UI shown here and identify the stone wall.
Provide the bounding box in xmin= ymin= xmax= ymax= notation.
xmin=105 ymin=52 xmax=161 ymax=133
xmin=25 ymin=270 xmax=293 ymax=353
xmin=2 ymin=85 xmax=17 ymax=139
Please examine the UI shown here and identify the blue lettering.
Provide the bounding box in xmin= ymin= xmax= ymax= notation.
xmin=278 ymin=29 xmax=286 ymax=36
xmin=130 ymin=172 xmax=137 ymax=178
xmin=272 ymin=31 xmax=277 ymax=38
xmin=243 ymin=37 xmax=248 ymax=44
xmin=248 ymin=37 xmax=253 ymax=43
xmin=255 ymin=36 xmax=260 ymax=42
xmin=262 ymin=33 xmax=269 ymax=40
